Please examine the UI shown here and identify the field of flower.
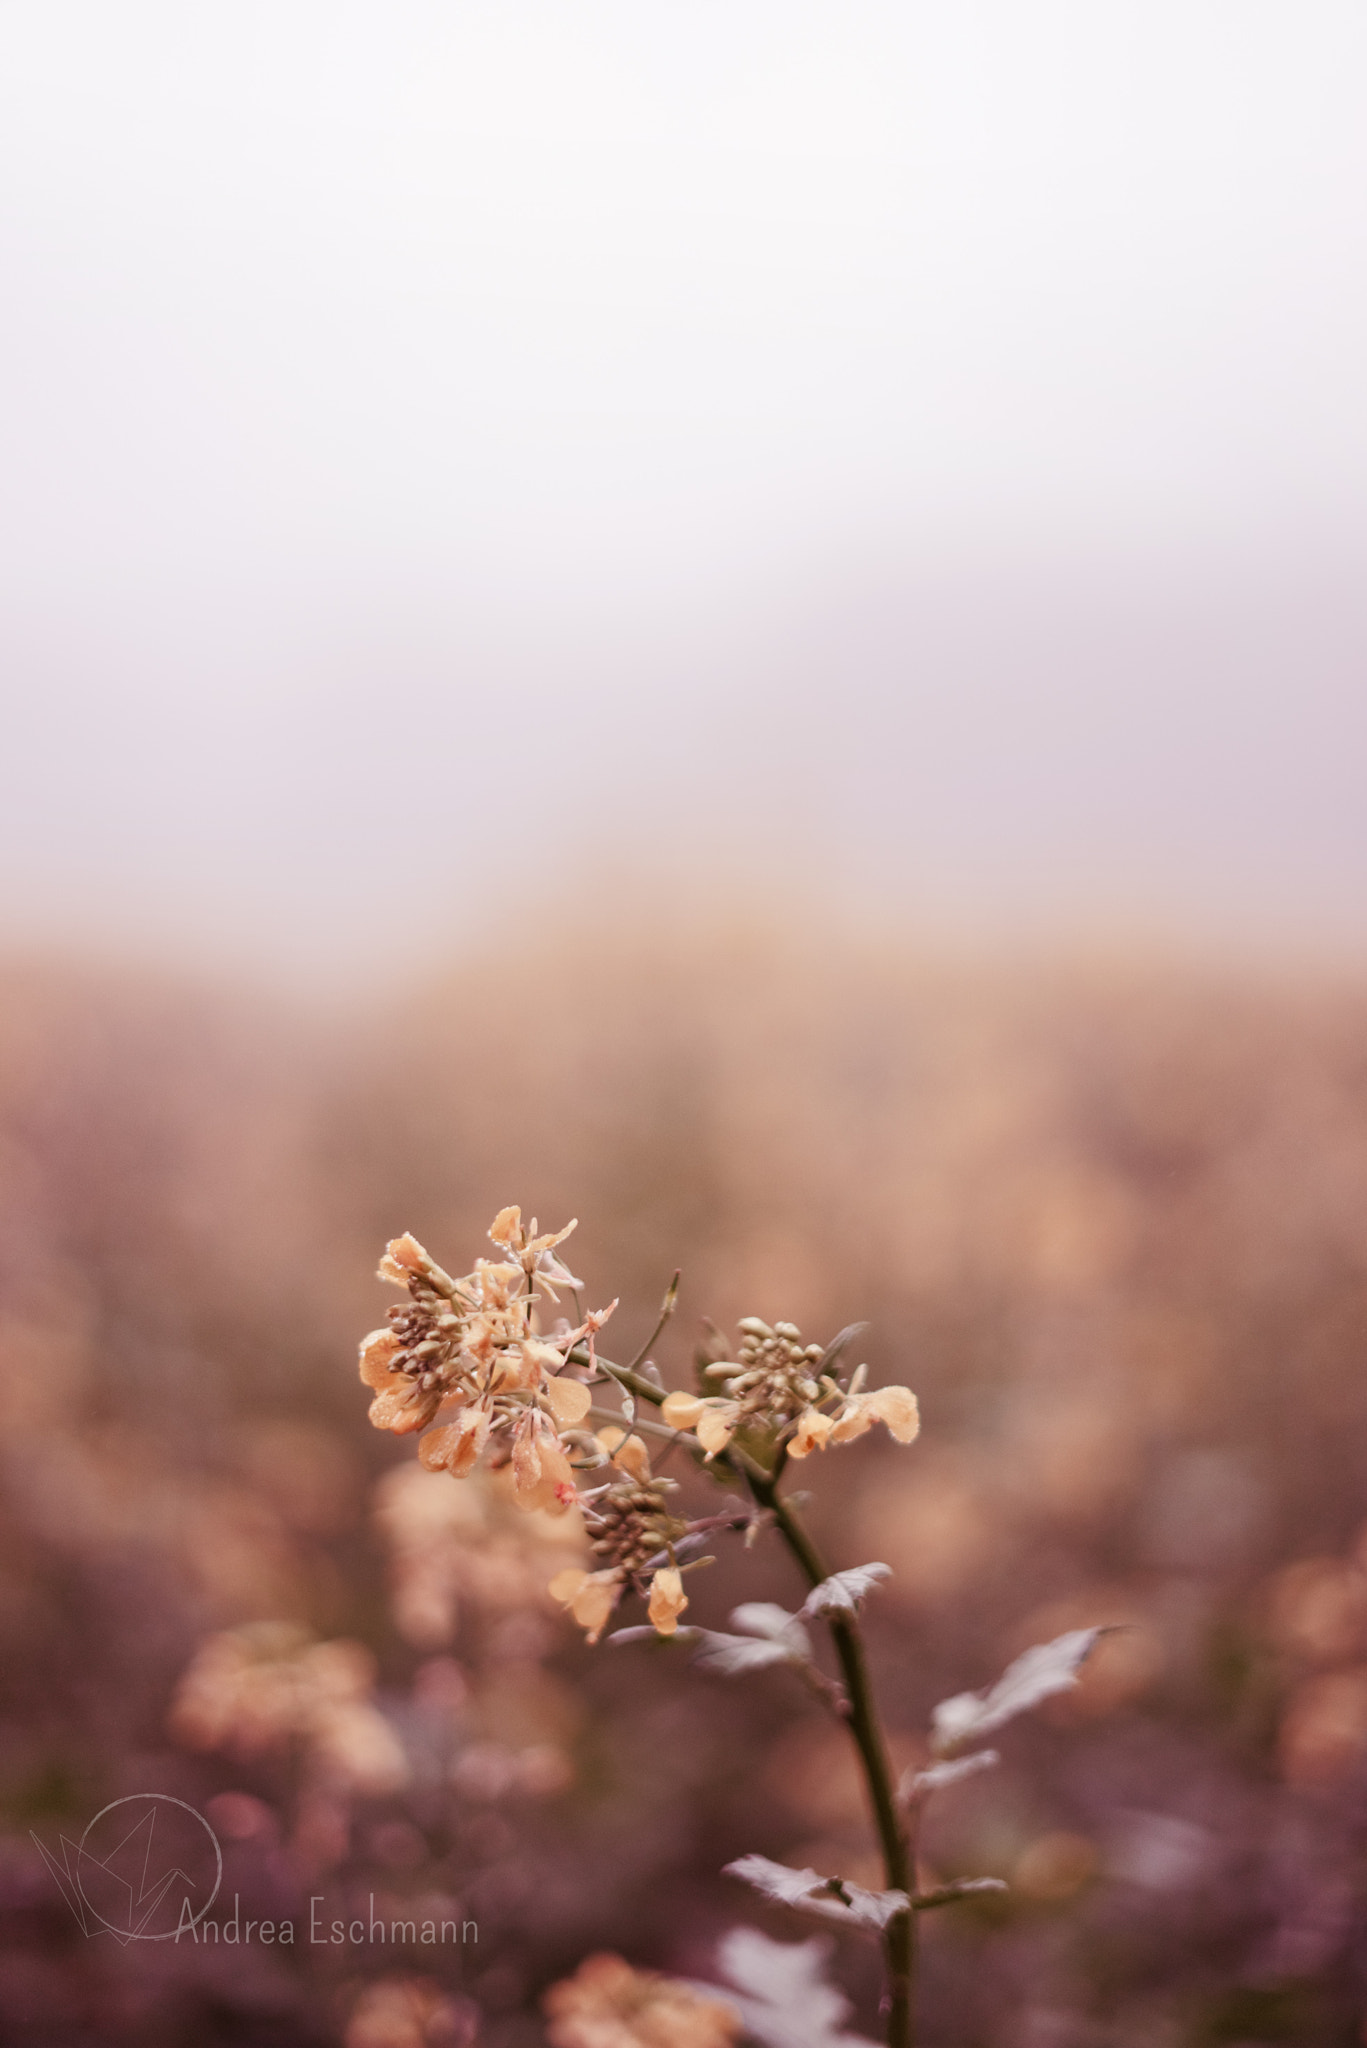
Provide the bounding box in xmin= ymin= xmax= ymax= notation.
xmin=3 ymin=911 xmax=1366 ymax=2046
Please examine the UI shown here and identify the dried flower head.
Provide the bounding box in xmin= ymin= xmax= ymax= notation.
xmin=543 ymin=1952 xmax=741 ymax=2048
xmin=359 ymin=1212 xmax=614 ymax=1515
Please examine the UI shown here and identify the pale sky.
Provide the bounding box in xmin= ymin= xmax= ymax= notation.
xmin=2 ymin=3 xmax=1365 ymax=971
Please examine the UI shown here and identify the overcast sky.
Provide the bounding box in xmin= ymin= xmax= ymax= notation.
xmin=2 ymin=3 xmax=1365 ymax=974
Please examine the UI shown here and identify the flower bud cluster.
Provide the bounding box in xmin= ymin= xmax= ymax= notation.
xmin=662 ymin=1316 xmax=919 ymax=1462
xmin=711 ymin=1316 xmax=826 ymax=1421
xmin=549 ymin=1443 xmax=691 ymax=1643
xmin=587 ymin=1476 xmax=687 ymax=1579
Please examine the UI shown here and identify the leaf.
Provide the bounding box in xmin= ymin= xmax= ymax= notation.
xmin=611 ymin=1604 xmax=813 ymax=1676
xmin=691 ymin=1633 xmax=803 ymax=1676
xmin=729 ymin=1602 xmax=812 ymax=1647
xmin=708 ymin=1928 xmax=880 ymax=2048
xmin=607 ymin=1625 xmax=698 ymax=1648
xmin=906 ymin=1749 xmax=1001 ymax=1799
xmin=724 ymin=1854 xmax=909 ymax=1934
xmin=694 ymin=1603 xmax=813 ymax=1673
xmin=800 ymin=1564 xmax=892 ymax=1619
xmin=930 ymin=1627 xmax=1111 ymax=1753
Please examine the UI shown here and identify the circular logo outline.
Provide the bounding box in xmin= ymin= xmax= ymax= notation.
xmin=76 ymin=1793 xmax=223 ymax=1942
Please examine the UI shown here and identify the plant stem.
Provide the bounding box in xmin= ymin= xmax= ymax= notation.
xmin=743 ymin=1467 xmax=916 ymax=2048
xmin=582 ymin=1345 xmax=916 ymax=2045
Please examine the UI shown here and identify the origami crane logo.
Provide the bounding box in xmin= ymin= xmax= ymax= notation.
xmin=33 ymin=1794 xmax=222 ymax=1943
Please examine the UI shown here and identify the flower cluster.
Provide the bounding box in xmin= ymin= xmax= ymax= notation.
xmin=169 ymin=1622 xmax=409 ymax=1795
xmin=660 ymin=1316 xmax=919 ymax=1462
xmin=359 ymin=1209 xmax=614 ymax=1515
xmin=550 ymin=1436 xmax=691 ymax=1644
xmin=357 ymin=1227 xmax=917 ymax=1656
xmin=543 ymin=1952 xmax=741 ymax=2048
xmin=345 ymin=1975 xmax=476 ymax=2048
xmin=372 ymin=1460 xmax=587 ymax=1649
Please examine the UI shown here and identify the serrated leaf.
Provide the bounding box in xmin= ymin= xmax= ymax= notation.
xmin=801 ymin=1564 xmax=892 ymax=1619
xmin=725 ymin=1854 xmax=909 ymax=1934
xmin=931 ymin=1627 xmax=1110 ymax=1753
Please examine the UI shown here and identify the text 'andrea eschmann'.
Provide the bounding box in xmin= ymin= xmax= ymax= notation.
xmin=173 ymin=1895 xmax=478 ymax=1946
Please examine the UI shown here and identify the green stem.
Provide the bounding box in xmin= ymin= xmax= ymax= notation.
xmin=580 ymin=1345 xmax=916 ymax=2045
xmin=743 ymin=1467 xmax=916 ymax=2048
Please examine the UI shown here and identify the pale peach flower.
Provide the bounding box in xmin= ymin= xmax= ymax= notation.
xmin=596 ymin=1425 xmax=653 ymax=1482
xmin=787 ymin=1408 xmax=834 ymax=1458
xmin=169 ymin=1625 xmax=410 ymax=1793
xmin=359 ymin=1211 xmax=610 ymax=1514
xmin=346 ymin=1975 xmax=473 ymax=2048
xmin=549 ymin=1566 xmax=623 ymax=1644
xmin=661 ymin=1391 xmax=741 ymax=1456
xmin=828 ymin=1383 xmax=921 ymax=1446
xmin=647 ymin=1567 xmax=689 ymax=1635
xmin=488 ymin=1205 xmax=584 ymax=1294
xmin=543 ymin=1952 xmax=741 ymax=2048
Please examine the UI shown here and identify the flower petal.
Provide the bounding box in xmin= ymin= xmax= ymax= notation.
xmin=661 ymin=1391 xmax=705 ymax=1430
xmin=548 ymin=1567 xmax=589 ymax=1604
xmin=570 ymin=1571 xmax=621 ymax=1642
xmin=419 ymin=1404 xmax=491 ymax=1473
xmin=788 ymin=1408 xmax=833 ymax=1458
xmin=648 ymin=1567 xmax=689 ymax=1635
xmin=612 ymin=1433 xmax=652 ymax=1482
xmin=696 ymin=1404 xmax=738 ymax=1455
xmin=543 ymin=1375 xmax=592 ymax=1426
xmin=866 ymin=1385 xmax=920 ymax=1444
xmin=488 ymin=1206 xmax=522 ymax=1249
xmin=367 ymin=1384 xmax=429 ymax=1435
xmin=513 ymin=1428 xmax=543 ymax=1497
xmin=829 ymin=1398 xmax=875 ymax=1444
xmin=358 ymin=1329 xmax=400 ymax=1391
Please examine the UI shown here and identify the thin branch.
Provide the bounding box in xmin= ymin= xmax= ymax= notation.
xmin=912 ymin=1879 xmax=1008 ymax=1912
xmin=625 ymin=1270 xmax=681 ymax=1374
xmin=571 ymin=1345 xmax=666 ymax=1408
xmin=586 ymin=1402 xmax=690 ymax=1446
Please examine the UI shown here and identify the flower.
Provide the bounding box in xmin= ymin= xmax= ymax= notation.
xmin=788 ymin=1381 xmax=920 ymax=1458
xmin=595 ymin=1424 xmax=654 ymax=1481
xmin=661 ymin=1391 xmax=742 ymax=1456
xmin=828 ymin=1382 xmax=920 ymax=1445
xmin=548 ymin=1434 xmax=690 ymax=1642
xmin=488 ymin=1204 xmax=584 ymax=1295
xmin=647 ymin=1566 xmax=689 ymax=1634
xmin=662 ymin=1321 xmax=919 ymax=1465
xmin=549 ymin=1567 xmax=625 ymax=1644
xmin=346 ymin=1976 xmax=474 ymax=2048
xmin=787 ymin=1407 xmax=834 ymax=1456
xmin=543 ymin=1952 xmax=741 ymax=2048
xmin=169 ymin=1624 xmax=409 ymax=1794
xmin=358 ymin=1213 xmax=613 ymax=1515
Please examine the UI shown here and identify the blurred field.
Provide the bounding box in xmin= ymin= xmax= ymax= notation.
xmin=3 ymin=910 xmax=1367 ymax=2046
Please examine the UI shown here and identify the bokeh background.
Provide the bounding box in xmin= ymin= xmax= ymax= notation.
xmin=3 ymin=5 xmax=1367 ymax=2043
